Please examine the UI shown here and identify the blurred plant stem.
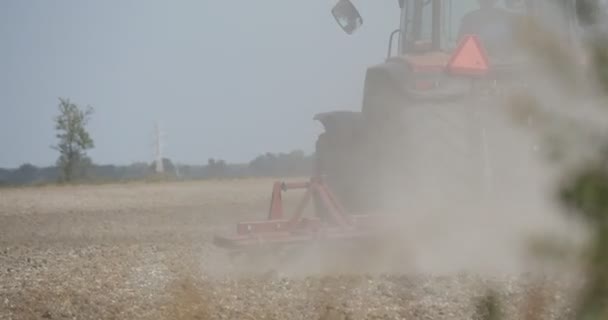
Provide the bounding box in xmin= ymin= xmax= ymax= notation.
xmin=475 ymin=290 xmax=503 ymax=320
xmin=561 ymin=167 xmax=608 ymax=319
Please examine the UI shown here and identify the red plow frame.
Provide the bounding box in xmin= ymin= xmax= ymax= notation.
xmin=213 ymin=177 xmax=381 ymax=251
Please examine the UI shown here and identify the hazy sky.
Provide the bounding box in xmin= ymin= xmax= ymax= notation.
xmin=0 ymin=0 xmax=398 ymax=168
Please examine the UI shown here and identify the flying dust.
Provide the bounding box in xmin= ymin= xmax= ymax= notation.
xmin=164 ymin=5 xmax=608 ymax=319
xmin=256 ymin=4 xmax=600 ymax=280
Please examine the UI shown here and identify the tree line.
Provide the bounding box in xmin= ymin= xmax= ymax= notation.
xmin=0 ymin=151 xmax=313 ymax=186
xmin=0 ymin=98 xmax=312 ymax=186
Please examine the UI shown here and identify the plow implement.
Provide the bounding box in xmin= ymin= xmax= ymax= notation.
xmin=213 ymin=177 xmax=387 ymax=253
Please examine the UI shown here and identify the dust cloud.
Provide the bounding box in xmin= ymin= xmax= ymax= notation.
xmin=272 ymin=3 xmax=603 ymax=279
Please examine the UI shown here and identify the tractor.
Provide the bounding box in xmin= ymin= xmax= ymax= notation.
xmin=316 ymin=0 xmax=605 ymax=215
xmin=213 ymin=0 xmax=606 ymax=253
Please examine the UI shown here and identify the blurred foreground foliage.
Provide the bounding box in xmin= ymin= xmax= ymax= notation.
xmin=479 ymin=1 xmax=608 ymax=319
xmin=550 ymin=7 xmax=608 ymax=320
xmin=561 ymin=167 xmax=608 ymax=319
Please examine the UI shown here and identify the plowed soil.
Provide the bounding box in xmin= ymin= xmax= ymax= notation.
xmin=0 ymin=179 xmax=578 ymax=320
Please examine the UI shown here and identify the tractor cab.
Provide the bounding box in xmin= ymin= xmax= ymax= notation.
xmin=328 ymin=0 xmax=603 ymax=121
xmin=331 ymin=0 xmax=599 ymax=77
xmin=332 ymin=0 xmax=524 ymax=59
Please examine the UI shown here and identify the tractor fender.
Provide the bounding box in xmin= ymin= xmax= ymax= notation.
xmin=361 ymin=59 xmax=412 ymax=124
xmin=313 ymin=110 xmax=363 ymax=138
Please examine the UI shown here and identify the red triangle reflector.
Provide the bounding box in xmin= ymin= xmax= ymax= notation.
xmin=447 ymin=35 xmax=489 ymax=76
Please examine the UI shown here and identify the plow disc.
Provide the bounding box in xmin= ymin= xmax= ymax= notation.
xmin=213 ymin=177 xmax=388 ymax=254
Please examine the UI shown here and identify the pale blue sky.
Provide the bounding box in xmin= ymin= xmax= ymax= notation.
xmin=0 ymin=0 xmax=399 ymax=168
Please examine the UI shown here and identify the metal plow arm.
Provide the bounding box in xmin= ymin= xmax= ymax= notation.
xmin=213 ymin=177 xmax=379 ymax=251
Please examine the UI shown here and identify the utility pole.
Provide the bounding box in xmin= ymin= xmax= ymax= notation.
xmin=154 ymin=122 xmax=164 ymax=174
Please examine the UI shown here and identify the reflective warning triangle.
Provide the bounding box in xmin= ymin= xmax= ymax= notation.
xmin=447 ymin=35 xmax=490 ymax=76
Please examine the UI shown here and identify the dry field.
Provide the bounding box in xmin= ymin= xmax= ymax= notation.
xmin=0 ymin=179 xmax=579 ymax=320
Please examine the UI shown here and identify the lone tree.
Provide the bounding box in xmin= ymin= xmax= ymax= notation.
xmin=52 ymin=98 xmax=94 ymax=182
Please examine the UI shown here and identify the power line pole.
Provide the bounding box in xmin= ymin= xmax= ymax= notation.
xmin=154 ymin=122 xmax=164 ymax=174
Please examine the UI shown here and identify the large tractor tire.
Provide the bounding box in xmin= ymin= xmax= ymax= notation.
xmin=314 ymin=111 xmax=370 ymax=213
xmin=315 ymin=60 xmax=543 ymax=215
